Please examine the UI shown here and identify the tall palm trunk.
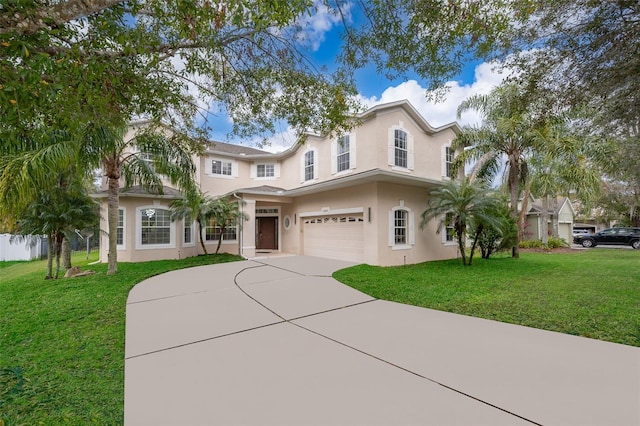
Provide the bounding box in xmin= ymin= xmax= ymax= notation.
xmin=508 ymin=152 xmax=521 ymax=258
xmin=62 ymin=233 xmax=72 ymax=270
xmin=197 ymin=219 xmax=208 ymax=255
xmin=541 ymin=195 xmax=550 ymax=245
xmin=46 ymin=234 xmax=54 ymax=279
xmin=107 ymin=175 xmax=119 ymax=275
xmin=54 ymin=232 xmax=64 ymax=279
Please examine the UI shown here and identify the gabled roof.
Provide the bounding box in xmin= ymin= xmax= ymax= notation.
xmin=204 ymin=100 xmax=462 ymax=160
xmin=359 ymin=100 xmax=462 ymax=135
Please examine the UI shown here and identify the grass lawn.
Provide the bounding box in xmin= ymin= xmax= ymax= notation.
xmin=334 ymin=249 xmax=640 ymax=348
xmin=0 ymin=251 xmax=243 ymax=426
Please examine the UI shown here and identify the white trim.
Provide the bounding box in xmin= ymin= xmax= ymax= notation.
xmin=182 ymin=219 xmax=195 ymax=247
xmin=388 ymin=204 xmax=415 ymax=248
xmin=207 ymin=157 xmax=236 ymax=179
xmin=135 ymin=206 xmax=176 ymax=250
xmin=116 ymin=207 xmax=126 ymax=251
xmin=299 ymin=207 xmax=364 ymax=218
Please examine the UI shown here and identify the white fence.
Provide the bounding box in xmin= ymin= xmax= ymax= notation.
xmin=0 ymin=234 xmax=42 ymax=261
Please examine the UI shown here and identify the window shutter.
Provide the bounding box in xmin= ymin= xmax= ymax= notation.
xmin=232 ymin=161 xmax=238 ymax=178
xmin=331 ymin=140 xmax=337 ymax=174
xmin=388 ymin=211 xmax=395 ymax=246
xmin=274 ymin=163 xmax=281 ymax=178
xmin=409 ymin=212 xmax=416 ymax=245
xmin=250 ymin=163 xmax=257 ymax=179
xmin=388 ymin=128 xmax=395 ymax=166
xmin=313 ymin=149 xmax=319 ymax=179
xmin=407 ymin=133 xmax=415 ymax=170
xmin=350 ymin=134 xmax=357 ymax=169
xmin=441 ymin=145 xmax=447 ymax=177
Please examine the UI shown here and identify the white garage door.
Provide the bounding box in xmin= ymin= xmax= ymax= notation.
xmin=303 ymin=215 xmax=364 ymax=262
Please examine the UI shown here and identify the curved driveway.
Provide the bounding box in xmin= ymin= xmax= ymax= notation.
xmin=124 ymin=256 xmax=639 ymax=425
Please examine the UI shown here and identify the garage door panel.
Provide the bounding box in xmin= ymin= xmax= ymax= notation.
xmin=303 ymin=215 xmax=364 ymax=263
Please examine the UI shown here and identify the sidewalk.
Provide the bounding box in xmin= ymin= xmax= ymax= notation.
xmin=124 ymin=256 xmax=640 ymax=425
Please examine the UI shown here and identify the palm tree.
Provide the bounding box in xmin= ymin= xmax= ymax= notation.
xmin=170 ymin=188 xmax=218 ymax=255
xmin=529 ymin=121 xmax=607 ymax=243
xmin=15 ymin=180 xmax=99 ymax=279
xmin=209 ymin=197 xmax=249 ymax=254
xmin=80 ymin=124 xmax=199 ymax=274
xmin=452 ymin=83 xmax=545 ymax=258
xmin=420 ymin=178 xmax=502 ymax=266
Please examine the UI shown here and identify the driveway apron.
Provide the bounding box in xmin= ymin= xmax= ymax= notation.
xmin=124 ymin=256 xmax=640 ymax=425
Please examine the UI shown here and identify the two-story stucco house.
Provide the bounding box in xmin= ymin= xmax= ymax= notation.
xmin=96 ymin=100 xmax=462 ymax=266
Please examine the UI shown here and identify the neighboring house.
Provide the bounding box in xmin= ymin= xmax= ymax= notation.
xmin=524 ymin=197 xmax=576 ymax=243
xmin=95 ymin=100 xmax=463 ymax=266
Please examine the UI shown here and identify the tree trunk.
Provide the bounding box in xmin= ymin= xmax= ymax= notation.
xmin=456 ymin=223 xmax=467 ymax=265
xmin=216 ymin=224 xmax=224 ymax=254
xmin=62 ymin=233 xmax=72 ymax=270
xmin=54 ymin=233 xmax=63 ymax=279
xmin=107 ymin=176 xmax=119 ymax=275
xmin=552 ymin=197 xmax=560 ymax=238
xmin=198 ymin=219 xmax=208 ymax=255
xmin=46 ymin=234 xmax=54 ymax=279
xmin=541 ymin=195 xmax=550 ymax=245
xmin=468 ymin=224 xmax=483 ymax=266
xmin=508 ymin=154 xmax=521 ymax=258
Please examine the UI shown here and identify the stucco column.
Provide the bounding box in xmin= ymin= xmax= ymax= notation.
xmin=242 ymin=199 xmax=256 ymax=258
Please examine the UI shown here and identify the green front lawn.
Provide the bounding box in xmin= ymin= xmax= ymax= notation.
xmin=334 ymin=249 xmax=640 ymax=347
xmin=1 ymin=249 xmax=638 ymax=425
xmin=0 ymin=252 xmax=243 ymax=426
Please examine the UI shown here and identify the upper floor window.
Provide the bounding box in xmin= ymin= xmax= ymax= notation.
xmin=331 ymin=134 xmax=356 ymax=175
xmin=303 ymin=150 xmax=317 ymax=182
xmin=212 ymin=159 xmax=232 ymax=176
xmin=257 ymin=164 xmax=275 ymax=178
xmin=140 ymin=208 xmax=172 ymax=246
xmin=388 ymin=125 xmax=414 ymax=170
xmin=394 ymin=130 xmax=408 ymax=168
xmin=445 ymin=146 xmax=454 ymax=178
xmin=337 ymin=135 xmax=350 ymax=172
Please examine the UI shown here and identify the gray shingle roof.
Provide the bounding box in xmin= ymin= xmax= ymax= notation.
xmin=207 ymin=141 xmax=271 ymax=156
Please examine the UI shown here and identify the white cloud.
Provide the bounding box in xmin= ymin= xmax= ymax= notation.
xmin=295 ymin=1 xmax=351 ymax=51
xmin=359 ymin=61 xmax=511 ymax=128
xmin=261 ymin=61 xmax=512 ymax=153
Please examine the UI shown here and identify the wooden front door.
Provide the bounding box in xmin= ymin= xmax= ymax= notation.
xmin=256 ymin=217 xmax=278 ymax=250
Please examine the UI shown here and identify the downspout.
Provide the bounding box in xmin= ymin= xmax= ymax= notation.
xmin=232 ymin=192 xmax=243 ymax=257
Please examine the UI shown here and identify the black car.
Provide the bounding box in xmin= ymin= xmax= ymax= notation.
xmin=573 ymin=227 xmax=640 ymax=249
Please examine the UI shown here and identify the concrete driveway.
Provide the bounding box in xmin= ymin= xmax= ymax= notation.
xmin=124 ymin=256 xmax=639 ymax=425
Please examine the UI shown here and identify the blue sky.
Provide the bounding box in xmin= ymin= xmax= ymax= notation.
xmin=205 ymin=4 xmax=509 ymax=152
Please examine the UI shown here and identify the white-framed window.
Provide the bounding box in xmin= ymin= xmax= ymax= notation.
xmin=301 ymin=149 xmax=318 ymax=182
xmin=138 ymin=151 xmax=156 ymax=172
xmin=444 ymin=145 xmax=454 ymax=178
xmin=388 ymin=202 xmax=415 ymax=249
xmin=394 ymin=209 xmax=407 ymax=244
xmin=137 ymin=207 xmax=174 ymax=249
xmin=394 ymin=130 xmax=408 ymax=168
xmin=183 ymin=216 xmax=194 ymax=246
xmin=116 ymin=208 xmax=125 ymax=249
xmin=337 ymin=135 xmax=350 ymax=172
xmin=251 ymin=162 xmax=280 ymax=180
xmin=212 ymin=159 xmax=232 ymax=176
xmin=388 ymin=124 xmax=414 ymax=170
xmin=331 ymin=134 xmax=356 ymax=174
xmin=204 ymin=219 xmax=238 ymax=242
xmin=445 ymin=213 xmax=455 ymax=242
xmin=257 ymin=164 xmax=275 ymax=177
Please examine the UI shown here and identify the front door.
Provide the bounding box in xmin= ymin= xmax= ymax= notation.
xmin=256 ymin=217 xmax=278 ymax=250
